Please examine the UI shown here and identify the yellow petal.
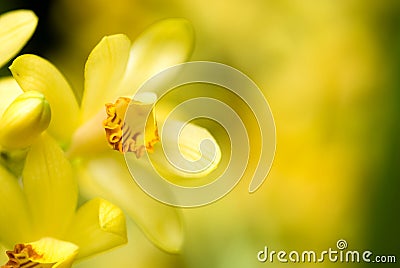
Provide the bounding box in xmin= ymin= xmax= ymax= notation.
xmin=22 ymin=134 xmax=78 ymax=239
xmin=9 ymin=54 xmax=79 ymax=146
xmin=0 ymin=165 xmax=31 ymax=247
xmin=0 ymin=76 xmax=23 ymax=118
xmin=80 ymin=34 xmax=131 ymax=122
xmin=118 ymin=18 xmax=194 ymax=98
xmin=2 ymin=238 xmax=79 ymax=268
xmin=148 ymin=122 xmax=221 ymax=187
xmin=29 ymin=238 xmax=78 ymax=268
xmin=75 ymin=153 xmax=183 ymax=253
xmin=0 ymin=91 xmax=51 ymax=149
xmin=0 ymin=10 xmax=37 ymax=67
xmin=124 ymin=119 xmax=225 ymax=207
xmin=66 ymin=198 xmax=127 ymax=260
xmin=66 ymin=109 xmax=110 ymax=158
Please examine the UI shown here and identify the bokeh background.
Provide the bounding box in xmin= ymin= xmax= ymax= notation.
xmin=1 ymin=0 xmax=399 ymax=267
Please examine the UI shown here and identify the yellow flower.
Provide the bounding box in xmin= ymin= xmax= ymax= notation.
xmin=9 ymin=19 xmax=221 ymax=252
xmin=0 ymin=134 xmax=127 ymax=267
xmin=0 ymin=9 xmax=127 ymax=262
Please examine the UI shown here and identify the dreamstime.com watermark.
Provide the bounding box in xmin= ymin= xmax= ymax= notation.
xmin=257 ymin=239 xmax=397 ymax=264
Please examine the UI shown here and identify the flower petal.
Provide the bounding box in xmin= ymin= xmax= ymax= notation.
xmin=28 ymin=238 xmax=79 ymax=268
xmin=66 ymin=198 xmax=127 ymax=260
xmin=9 ymin=54 xmax=79 ymax=146
xmin=148 ymin=121 xmax=221 ymax=187
xmin=0 ymin=76 xmax=23 ymax=118
xmin=0 ymin=10 xmax=37 ymax=67
xmin=22 ymin=134 xmax=78 ymax=239
xmin=2 ymin=240 xmax=74 ymax=268
xmin=66 ymin=109 xmax=110 ymax=158
xmin=117 ymin=18 xmax=194 ymax=98
xmin=0 ymin=165 xmax=31 ymax=247
xmin=75 ymin=153 xmax=184 ymax=253
xmin=80 ymin=34 xmax=131 ymax=122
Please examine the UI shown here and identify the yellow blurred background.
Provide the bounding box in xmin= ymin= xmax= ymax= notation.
xmin=1 ymin=0 xmax=399 ymax=267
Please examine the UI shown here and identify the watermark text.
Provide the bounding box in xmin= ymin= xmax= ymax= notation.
xmin=257 ymin=239 xmax=396 ymax=264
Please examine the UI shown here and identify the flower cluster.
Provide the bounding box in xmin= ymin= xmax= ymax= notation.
xmin=0 ymin=9 xmax=221 ymax=267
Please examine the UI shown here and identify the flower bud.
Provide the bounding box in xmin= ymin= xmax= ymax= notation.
xmin=0 ymin=91 xmax=51 ymax=149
